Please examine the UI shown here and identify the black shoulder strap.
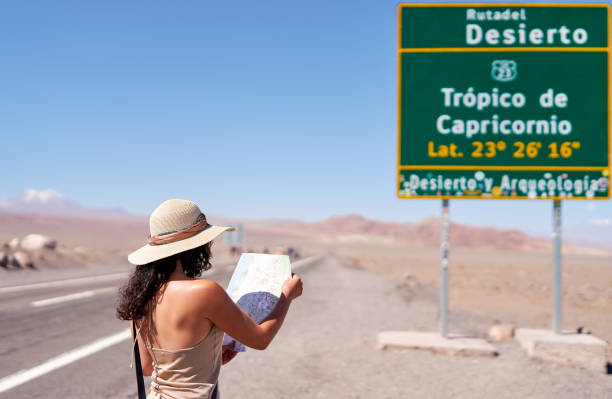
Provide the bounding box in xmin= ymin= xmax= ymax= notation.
xmin=132 ymin=321 xmax=147 ymax=399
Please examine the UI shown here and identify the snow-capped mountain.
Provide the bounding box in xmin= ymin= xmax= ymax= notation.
xmin=0 ymin=189 xmax=127 ymax=217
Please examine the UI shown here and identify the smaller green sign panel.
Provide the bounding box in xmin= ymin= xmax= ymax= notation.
xmin=399 ymin=169 xmax=609 ymax=199
xmin=397 ymin=3 xmax=610 ymax=200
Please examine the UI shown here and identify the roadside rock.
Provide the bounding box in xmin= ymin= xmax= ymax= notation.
xmin=9 ymin=237 xmax=20 ymax=250
xmin=20 ymin=234 xmax=57 ymax=251
xmin=402 ymin=273 xmax=420 ymax=288
xmin=576 ymin=284 xmax=598 ymax=302
xmin=488 ymin=324 xmax=516 ymax=341
xmin=0 ymin=251 xmax=7 ymax=267
xmin=12 ymin=251 xmax=34 ymax=268
xmin=576 ymin=326 xmax=592 ymax=334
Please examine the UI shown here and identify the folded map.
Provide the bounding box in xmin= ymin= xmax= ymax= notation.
xmin=222 ymin=253 xmax=292 ymax=352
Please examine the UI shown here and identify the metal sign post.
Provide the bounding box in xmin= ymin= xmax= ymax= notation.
xmin=552 ymin=200 xmax=562 ymax=333
xmin=440 ymin=199 xmax=450 ymax=337
xmin=223 ymin=224 xmax=245 ymax=245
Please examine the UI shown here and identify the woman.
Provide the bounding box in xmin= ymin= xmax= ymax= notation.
xmin=116 ymin=199 xmax=303 ymax=399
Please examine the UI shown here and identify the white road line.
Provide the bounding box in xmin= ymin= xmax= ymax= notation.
xmin=0 ymin=272 xmax=128 ymax=294
xmin=0 ymin=261 xmax=236 ymax=295
xmin=292 ymin=255 xmax=322 ymax=271
xmin=31 ymin=287 xmax=117 ymax=307
xmin=32 ymin=291 xmax=95 ymax=307
xmin=0 ymin=328 xmax=131 ymax=393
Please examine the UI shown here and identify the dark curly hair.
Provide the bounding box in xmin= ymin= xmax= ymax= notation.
xmin=116 ymin=242 xmax=212 ymax=321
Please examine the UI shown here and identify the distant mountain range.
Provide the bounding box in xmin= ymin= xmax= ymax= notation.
xmin=0 ymin=189 xmax=610 ymax=253
xmin=237 ymin=214 xmax=611 ymax=254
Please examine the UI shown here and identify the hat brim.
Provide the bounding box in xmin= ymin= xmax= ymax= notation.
xmin=127 ymin=225 xmax=236 ymax=265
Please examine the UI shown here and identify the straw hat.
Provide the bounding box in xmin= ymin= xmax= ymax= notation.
xmin=128 ymin=199 xmax=235 ymax=265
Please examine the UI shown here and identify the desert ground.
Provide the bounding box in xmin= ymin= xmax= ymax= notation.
xmin=334 ymin=243 xmax=612 ymax=345
xmin=222 ymin=220 xmax=612 ymax=348
xmin=1 ymin=210 xmax=610 ymax=345
xmin=220 ymin=256 xmax=612 ymax=399
xmin=1 ymin=210 xmax=611 ymax=398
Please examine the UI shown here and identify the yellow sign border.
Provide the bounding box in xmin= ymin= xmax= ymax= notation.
xmin=396 ymin=2 xmax=612 ymax=200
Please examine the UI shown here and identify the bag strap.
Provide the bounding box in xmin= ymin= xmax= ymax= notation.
xmin=132 ymin=321 xmax=147 ymax=399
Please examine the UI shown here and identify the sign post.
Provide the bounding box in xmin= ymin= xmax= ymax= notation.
xmin=552 ymin=200 xmax=562 ymax=333
xmin=223 ymin=224 xmax=245 ymax=245
xmin=440 ymin=199 xmax=450 ymax=337
xmin=397 ymin=3 xmax=610 ymax=336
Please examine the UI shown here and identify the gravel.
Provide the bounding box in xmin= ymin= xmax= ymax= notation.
xmin=219 ymin=256 xmax=612 ymax=399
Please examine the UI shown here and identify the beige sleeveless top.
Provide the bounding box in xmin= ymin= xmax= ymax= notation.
xmin=141 ymin=309 xmax=223 ymax=399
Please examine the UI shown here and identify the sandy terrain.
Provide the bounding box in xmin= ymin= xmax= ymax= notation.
xmin=2 ymin=210 xmax=610 ymax=344
xmin=330 ymin=242 xmax=612 ymax=350
xmin=2 ymin=209 xmax=611 ymax=396
xmin=220 ymin=256 xmax=612 ymax=398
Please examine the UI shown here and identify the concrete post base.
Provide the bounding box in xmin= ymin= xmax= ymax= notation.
xmin=515 ymin=328 xmax=608 ymax=373
xmin=377 ymin=331 xmax=498 ymax=357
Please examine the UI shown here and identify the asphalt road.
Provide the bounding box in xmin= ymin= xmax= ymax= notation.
xmin=0 ymin=260 xmax=241 ymax=398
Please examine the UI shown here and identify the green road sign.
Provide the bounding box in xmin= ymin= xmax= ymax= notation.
xmin=397 ymin=3 xmax=610 ymax=199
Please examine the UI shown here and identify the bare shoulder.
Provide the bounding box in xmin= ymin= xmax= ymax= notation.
xmin=190 ymin=279 xmax=224 ymax=296
xmin=181 ymin=279 xmax=227 ymax=308
xmin=162 ymin=279 xmax=224 ymax=314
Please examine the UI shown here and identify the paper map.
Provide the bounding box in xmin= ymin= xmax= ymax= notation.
xmin=223 ymin=253 xmax=292 ymax=352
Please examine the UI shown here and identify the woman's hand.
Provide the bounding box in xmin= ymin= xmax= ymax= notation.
xmin=199 ymin=279 xmax=301 ymax=350
xmin=282 ymin=274 xmax=303 ymax=301
xmin=221 ymin=340 xmax=238 ymax=365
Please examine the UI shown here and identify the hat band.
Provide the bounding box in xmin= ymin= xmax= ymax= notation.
xmin=148 ymin=213 xmax=210 ymax=246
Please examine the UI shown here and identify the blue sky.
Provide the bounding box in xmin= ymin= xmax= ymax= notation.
xmin=2 ymin=0 xmax=611 ymax=233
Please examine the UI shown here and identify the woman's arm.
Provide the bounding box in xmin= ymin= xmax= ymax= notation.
xmin=131 ymin=319 xmax=154 ymax=376
xmin=198 ymin=275 xmax=302 ymax=350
